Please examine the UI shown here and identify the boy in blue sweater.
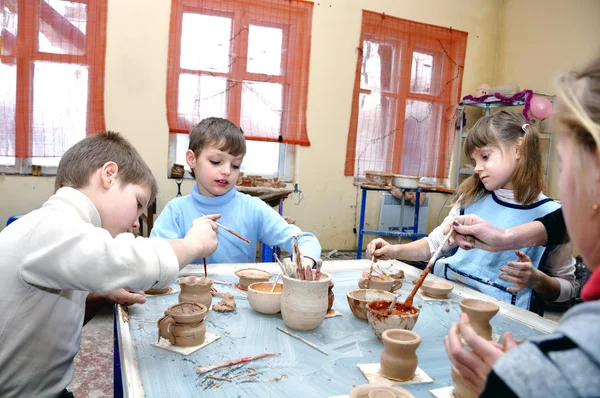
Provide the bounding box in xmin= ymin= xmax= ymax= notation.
xmin=151 ymin=117 xmax=321 ymax=266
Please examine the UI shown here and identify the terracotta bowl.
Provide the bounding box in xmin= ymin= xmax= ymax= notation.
xmin=349 ymin=384 xmax=415 ymax=398
xmin=234 ymin=268 xmax=273 ymax=290
xmin=419 ymin=279 xmax=454 ymax=298
xmin=165 ymin=302 xmax=208 ymax=324
xmin=366 ymin=300 xmax=420 ymax=342
xmin=247 ymin=282 xmax=283 ymax=315
xmin=346 ymin=289 xmax=397 ymax=320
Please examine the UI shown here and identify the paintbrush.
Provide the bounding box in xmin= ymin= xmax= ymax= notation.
xmin=203 ymin=258 xmax=207 ymax=278
xmin=199 ymin=213 xmax=250 ymax=243
xmin=270 ymin=273 xmax=281 ymax=293
xmin=404 ymin=228 xmax=454 ymax=308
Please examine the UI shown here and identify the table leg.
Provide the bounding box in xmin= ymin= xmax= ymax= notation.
xmin=357 ymin=187 xmax=367 ymax=259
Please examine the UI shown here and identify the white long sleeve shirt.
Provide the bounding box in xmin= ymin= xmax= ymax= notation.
xmin=425 ymin=189 xmax=576 ymax=302
xmin=0 ymin=187 xmax=179 ymax=398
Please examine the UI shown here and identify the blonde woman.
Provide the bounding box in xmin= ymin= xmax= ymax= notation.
xmin=445 ymin=56 xmax=600 ymax=397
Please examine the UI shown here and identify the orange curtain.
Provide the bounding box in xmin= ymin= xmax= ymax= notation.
xmin=345 ymin=11 xmax=468 ymax=178
xmin=166 ymin=0 xmax=313 ymax=146
xmin=0 ymin=0 xmax=107 ymax=159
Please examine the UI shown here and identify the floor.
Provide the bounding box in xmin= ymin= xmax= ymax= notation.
xmin=70 ymin=251 xmax=569 ymax=397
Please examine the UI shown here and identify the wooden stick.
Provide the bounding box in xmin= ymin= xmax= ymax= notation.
xmin=404 ymin=228 xmax=453 ymax=308
xmin=196 ymin=352 xmax=280 ymax=375
xmin=276 ymin=327 xmax=328 ymax=355
xmin=203 ymin=258 xmax=207 ymax=278
xmin=215 ymin=221 xmax=251 ymax=243
xmin=273 ymin=253 xmax=288 ymax=276
xmin=387 ymin=293 xmax=398 ymax=315
xmin=270 ymin=274 xmax=280 ymax=293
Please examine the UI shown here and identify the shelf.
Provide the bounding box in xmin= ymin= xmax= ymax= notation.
xmin=460 ymin=99 xmax=525 ymax=109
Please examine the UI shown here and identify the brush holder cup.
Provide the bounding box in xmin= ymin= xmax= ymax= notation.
xmin=281 ymin=272 xmax=332 ymax=331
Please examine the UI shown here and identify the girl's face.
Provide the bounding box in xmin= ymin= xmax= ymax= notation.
xmin=186 ymin=144 xmax=243 ymax=197
xmin=471 ymin=143 xmax=519 ymax=191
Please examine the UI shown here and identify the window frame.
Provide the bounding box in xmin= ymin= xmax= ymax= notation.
xmin=0 ymin=0 xmax=107 ymax=175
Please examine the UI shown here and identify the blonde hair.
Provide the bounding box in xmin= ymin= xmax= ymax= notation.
xmin=55 ymin=131 xmax=158 ymax=203
xmin=455 ymin=110 xmax=545 ymax=207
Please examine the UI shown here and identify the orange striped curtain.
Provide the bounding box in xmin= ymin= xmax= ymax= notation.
xmin=0 ymin=0 xmax=107 ymax=159
xmin=345 ymin=11 xmax=467 ymax=178
xmin=166 ymin=0 xmax=313 ymax=146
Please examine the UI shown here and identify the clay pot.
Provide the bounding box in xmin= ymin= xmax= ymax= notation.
xmin=179 ymin=276 xmax=213 ymax=309
xmin=368 ymin=389 xmax=396 ymax=398
xmin=366 ymin=300 xmax=420 ymax=342
xmin=145 ymin=287 xmax=171 ymax=295
xmin=419 ymin=279 xmax=454 ymax=298
xmin=346 ymin=289 xmax=397 ymax=321
xmin=327 ymin=282 xmax=335 ymax=312
xmin=451 ymin=365 xmax=478 ymax=398
xmin=358 ymin=276 xmax=402 ymax=292
xmin=349 ymin=384 xmax=415 ymax=398
xmin=247 ymin=282 xmax=283 ymax=314
xmin=281 ymin=272 xmax=332 ymax=331
xmin=158 ymin=302 xmax=208 ymax=347
xmin=234 ymin=268 xmax=273 ymax=290
xmin=459 ymin=298 xmax=499 ymax=341
xmin=380 ymin=329 xmax=421 ymax=381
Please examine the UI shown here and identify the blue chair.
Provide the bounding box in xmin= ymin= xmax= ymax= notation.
xmin=6 ymin=214 xmax=24 ymax=227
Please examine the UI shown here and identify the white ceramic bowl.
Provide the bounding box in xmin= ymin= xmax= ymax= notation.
xmin=419 ymin=279 xmax=454 ymax=298
xmin=247 ymin=282 xmax=283 ymax=314
xmin=392 ymin=174 xmax=420 ymax=189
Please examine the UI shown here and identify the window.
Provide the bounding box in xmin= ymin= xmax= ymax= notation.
xmin=0 ymin=0 xmax=107 ymax=174
xmin=345 ymin=12 xmax=467 ymax=179
xmin=166 ymin=0 xmax=312 ymax=180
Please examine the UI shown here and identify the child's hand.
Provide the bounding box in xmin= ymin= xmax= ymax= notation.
xmin=184 ymin=215 xmax=220 ymax=259
xmin=104 ymin=288 xmax=146 ymax=306
xmin=499 ymin=250 xmax=539 ymax=292
xmin=365 ymin=238 xmax=395 ymax=261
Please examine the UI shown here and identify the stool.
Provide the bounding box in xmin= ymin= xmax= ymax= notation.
xmin=6 ymin=214 xmax=24 ymax=226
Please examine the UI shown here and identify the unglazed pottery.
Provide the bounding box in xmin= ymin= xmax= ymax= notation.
xmin=234 ymin=268 xmax=273 ymax=290
xmin=179 ymin=276 xmax=213 ymax=309
xmin=349 ymin=384 xmax=415 ymax=398
xmin=419 ymin=279 xmax=454 ymax=298
xmin=368 ymin=389 xmax=395 ymax=398
xmin=358 ymin=276 xmax=402 ymax=292
xmin=346 ymin=289 xmax=397 ymax=320
xmin=144 ymin=287 xmax=171 ymax=295
xmin=327 ymin=282 xmax=335 ymax=312
xmin=451 ymin=365 xmax=478 ymax=398
xmin=281 ymin=272 xmax=332 ymax=331
xmin=158 ymin=302 xmax=208 ymax=347
xmin=380 ymin=329 xmax=421 ymax=381
xmin=247 ymin=282 xmax=283 ymax=314
xmin=459 ymin=298 xmax=499 ymax=341
xmin=366 ymin=300 xmax=420 ymax=342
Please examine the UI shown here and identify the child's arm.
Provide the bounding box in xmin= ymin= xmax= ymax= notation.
xmin=84 ymin=289 xmax=146 ymax=325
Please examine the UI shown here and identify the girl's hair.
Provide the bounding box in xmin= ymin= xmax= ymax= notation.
xmin=455 ymin=110 xmax=545 ymax=207
xmin=553 ymin=56 xmax=600 ymax=199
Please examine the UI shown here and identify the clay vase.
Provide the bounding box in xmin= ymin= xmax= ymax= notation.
xmin=158 ymin=302 xmax=208 ymax=347
xmin=459 ymin=298 xmax=499 ymax=341
xmin=380 ymin=329 xmax=421 ymax=381
xmin=179 ymin=276 xmax=213 ymax=309
xmin=327 ymin=282 xmax=335 ymax=312
xmin=451 ymin=365 xmax=478 ymax=398
xmin=358 ymin=276 xmax=402 ymax=292
xmin=281 ymin=272 xmax=332 ymax=331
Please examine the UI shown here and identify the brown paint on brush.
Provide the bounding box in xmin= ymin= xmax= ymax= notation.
xmin=370 ymin=300 xmax=418 ymax=316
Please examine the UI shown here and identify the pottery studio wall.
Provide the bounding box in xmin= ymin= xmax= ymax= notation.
xmin=1 ymin=0 xmax=599 ymax=253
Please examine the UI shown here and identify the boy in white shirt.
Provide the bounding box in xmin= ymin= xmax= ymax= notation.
xmin=0 ymin=131 xmax=220 ymax=398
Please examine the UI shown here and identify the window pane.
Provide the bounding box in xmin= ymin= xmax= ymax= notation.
xmin=240 ymin=81 xmax=282 ymax=139
xmin=410 ymin=52 xmax=433 ymax=94
xmin=178 ymin=73 xmax=228 ymax=125
xmin=247 ymin=25 xmax=282 ymax=75
xmin=180 ymin=13 xmax=232 ymax=72
xmin=38 ymin=0 xmax=87 ymax=55
xmin=1 ymin=3 xmax=18 ymax=57
xmin=242 ymin=140 xmax=280 ymax=176
xmin=0 ymin=62 xmax=16 ymax=163
xmin=354 ymin=93 xmax=396 ymax=176
xmin=360 ymin=40 xmax=396 ymax=93
xmin=32 ymin=61 xmax=88 ymax=158
xmin=401 ymin=100 xmax=441 ymax=175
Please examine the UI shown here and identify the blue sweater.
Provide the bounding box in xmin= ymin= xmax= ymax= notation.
xmin=151 ymin=185 xmax=321 ymax=264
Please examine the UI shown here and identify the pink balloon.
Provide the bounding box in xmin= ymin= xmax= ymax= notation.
xmin=530 ymin=96 xmax=553 ymax=119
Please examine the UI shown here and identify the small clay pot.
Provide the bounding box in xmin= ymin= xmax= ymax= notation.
xmin=165 ymin=302 xmax=208 ymax=324
xmin=459 ymin=298 xmax=499 ymax=341
xmin=366 ymin=300 xmax=420 ymax=342
xmin=380 ymin=329 xmax=421 ymax=381
xmin=234 ymin=268 xmax=273 ymax=290
xmin=179 ymin=276 xmax=213 ymax=309
xmin=451 ymin=365 xmax=478 ymax=398
xmin=327 ymin=282 xmax=335 ymax=312
xmin=158 ymin=318 xmax=206 ymax=347
xmin=358 ymin=276 xmax=402 ymax=292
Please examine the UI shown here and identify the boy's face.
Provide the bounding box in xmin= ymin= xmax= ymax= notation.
xmin=186 ymin=144 xmax=243 ymax=197
xmin=101 ymin=181 xmax=151 ymax=237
